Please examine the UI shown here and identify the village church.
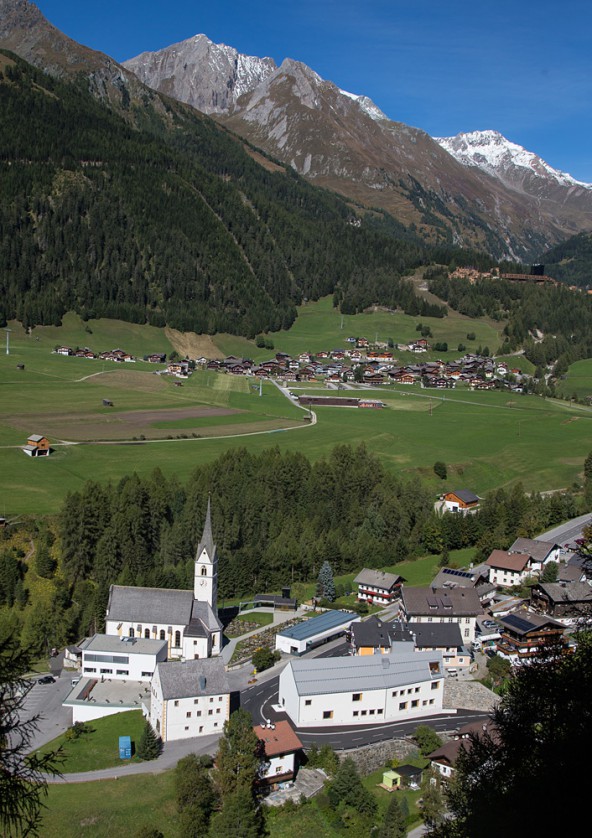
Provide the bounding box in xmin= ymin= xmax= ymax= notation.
xmin=104 ymin=498 xmax=223 ymax=659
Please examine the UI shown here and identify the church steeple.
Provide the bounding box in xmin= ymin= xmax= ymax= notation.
xmin=194 ymin=494 xmax=218 ymax=610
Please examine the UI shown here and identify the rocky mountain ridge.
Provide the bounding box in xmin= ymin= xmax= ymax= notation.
xmin=124 ymin=33 xmax=592 ymax=260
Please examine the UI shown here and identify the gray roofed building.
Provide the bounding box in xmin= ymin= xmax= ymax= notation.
xmin=530 ymin=581 xmax=592 ymax=618
xmin=106 ymin=586 xmax=194 ymax=625
xmin=286 ymin=650 xmax=441 ymax=696
xmin=80 ymin=634 xmax=167 ymax=656
xmin=401 ymin=586 xmax=482 ymax=617
xmin=155 ymin=658 xmax=230 ymax=700
xmin=431 ymin=565 xmax=489 ymax=589
xmin=354 ymin=569 xmax=403 ymax=589
xmin=509 ymin=538 xmax=560 ymax=564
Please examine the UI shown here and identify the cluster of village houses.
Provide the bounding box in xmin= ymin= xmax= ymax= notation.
xmin=53 ymin=341 xmax=527 ymax=391
xmin=59 ymin=492 xmax=591 ymax=790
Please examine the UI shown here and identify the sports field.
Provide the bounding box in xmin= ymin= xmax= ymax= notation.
xmin=1 ymin=312 xmax=591 ymax=515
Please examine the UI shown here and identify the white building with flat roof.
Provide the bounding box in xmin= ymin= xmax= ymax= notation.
xmin=278 ymin=649 xmax=445 ymax=728
xmin=80 ymin=634 xmax=168 ymax=682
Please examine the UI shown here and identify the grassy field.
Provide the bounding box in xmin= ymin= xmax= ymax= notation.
xmin=37 ymin=711 xmax=145 ymax=773
xmin=560 ymin=358 xmax=592 ymax=400
xmin=2 ymin=307 xmax=591 ymax=515
xmin=41 ymin=771 xmax=178 ymax=838
xmin=215 ymin=294 xmax=504 ymax=362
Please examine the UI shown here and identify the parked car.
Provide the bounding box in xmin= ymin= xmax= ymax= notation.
xmin=37 ymin=675 xmax=56 ymax=685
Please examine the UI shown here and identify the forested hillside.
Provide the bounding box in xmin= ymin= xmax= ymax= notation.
xmin=542 ymin=231 xmax=592 ymax=289
xmin=428 ymin=272 xmax=592 ymax=375
xmin=0 ymin=445 xmax=580 ymax=654
xmin=0 ymin=51 xmax=435 ymax=337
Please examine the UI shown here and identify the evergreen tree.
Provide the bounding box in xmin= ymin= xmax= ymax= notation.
xmin=328 ymin=757 xmax=377 ymax=818
xmin=136 ymin=720 xmax=162 ymax=761
xmin=0 ymin=633 xmax=63 ymax=835
xmin=34 ymin=542 xmax=55 ymax=579
xmin=175 ymin=753 xmax=216 ymax=837
xmin=213 ymin=709 xmax=263 ymax=798
xmin=317 ymin=560 xmax=336 ymax=602
xmin=209 ymin=787 xmax=263 ymax=838
xmin=378 ymin=793 xmax=407 ymax=838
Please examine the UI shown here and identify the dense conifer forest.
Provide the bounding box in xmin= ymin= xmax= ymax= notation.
xmin=0 ymin=445 xmax=580 ymax=655
xmin=0 ymin=51 xmax=438 ymax=337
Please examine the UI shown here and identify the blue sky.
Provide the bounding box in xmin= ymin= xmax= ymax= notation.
xmin=35 ymin=0 xmax=592 ymax=182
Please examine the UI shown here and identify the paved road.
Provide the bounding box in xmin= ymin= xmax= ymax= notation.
xmin=539 ymin=512 xmax=592 ymax=548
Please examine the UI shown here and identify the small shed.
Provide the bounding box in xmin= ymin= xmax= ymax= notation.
xmin=23 ymin=434 xmax=51 ymax=457
xmin=382 ymin=770 xmax=400 ymax=790
xmin=118 ymin=735 xmax=132 ymax=760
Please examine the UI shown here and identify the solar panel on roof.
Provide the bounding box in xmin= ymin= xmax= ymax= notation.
xmin=443 ymin=568 xmax=472 ymax=579
xmin=503 ymin=614 xmax=536 ymax=633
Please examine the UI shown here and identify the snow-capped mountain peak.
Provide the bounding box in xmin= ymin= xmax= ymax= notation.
xmin=436 ymin=130 xmax=592 ymax=190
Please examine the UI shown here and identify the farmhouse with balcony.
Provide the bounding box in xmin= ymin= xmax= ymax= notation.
xmin=529 ymin=581 xmax=592 ymax=620
xmin=495 ymin=611 xmax=566 ymax=663
xmin=354 ymin=569 xmax=404 ymax=605
xmin=508 ymin=537 xmax=561 ymax=570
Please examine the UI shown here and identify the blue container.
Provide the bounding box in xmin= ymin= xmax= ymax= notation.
xmin=119 ymin=735 xmax=132 ymax=759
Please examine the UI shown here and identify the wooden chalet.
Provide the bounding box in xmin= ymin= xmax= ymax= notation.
xmin=495 ymin=610 xmax=566 ymax=663
xmin=23 ymin=434 xmax=51 ymax=457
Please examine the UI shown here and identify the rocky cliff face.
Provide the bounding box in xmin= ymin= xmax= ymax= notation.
xmin=123 ymin=33 xmax=276 ymax=115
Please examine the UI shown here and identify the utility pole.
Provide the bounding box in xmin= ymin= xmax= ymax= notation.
xmin=5 ymin=328 xmax=11 ymax=355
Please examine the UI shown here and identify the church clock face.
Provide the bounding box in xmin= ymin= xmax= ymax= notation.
xmin=200 ymin=579 xmax=207 ymax=586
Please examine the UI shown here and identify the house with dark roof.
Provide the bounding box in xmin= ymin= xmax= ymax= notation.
xmin=149 ymin=657 xmax=230 ymax=742
xmin=105 ymin=498 xmax=223 ymax=660
xmin=407 ymin=622 xmax=470 ymax=671
xmin=495 ymin=610 xmax=566 ymax=663
xmin=442 ymin=490 xmax=480 ymax=513
xmin=529 ymin=581 xmax=592 ymax=620
xmin=354 ymin=568 xmax=404 ymax=605
xmin=350 ymin=616 xmax=393 ymax=655
xmin=400 ymin=586 xmax=482 ymax=643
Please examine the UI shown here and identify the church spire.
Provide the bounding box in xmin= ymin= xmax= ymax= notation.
xmin=196 ymin=494 xmax=214 ymax=560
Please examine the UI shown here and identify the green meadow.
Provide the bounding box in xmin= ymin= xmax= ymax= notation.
xmin=560 ymin=358 xmax=592 ymax=400
xmin=1 ymin=308 xmax=591 ymax=516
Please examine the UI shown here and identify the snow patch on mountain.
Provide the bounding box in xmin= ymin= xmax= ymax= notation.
xmin=436 ymin=130 xmax=592 ymax=190
xmin=339 ymin=89 xmax=387 ymax=121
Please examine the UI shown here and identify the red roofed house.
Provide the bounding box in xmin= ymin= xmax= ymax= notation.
xmin=486 ymin=550 xmax=534 ymax=588
xmin=254 ymin=721 xmax=303 ymax=788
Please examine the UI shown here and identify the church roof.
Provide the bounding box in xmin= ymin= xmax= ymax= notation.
xmin=106 ymin=585 xmax=194 ymax=625
xmin=196 ymin=495 xmax=216 ymax=560
xmin=184 ymin=602 xmax=223 ymax=637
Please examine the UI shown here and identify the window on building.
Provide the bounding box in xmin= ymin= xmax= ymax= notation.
xmin=174 ymin=700 xmax=179 ymax=707
xmin=129 ymin=628 xmax=135 ymax=638
xmin=352 ymin=693 xmax=362 ymax=702
xmin=184 ymin=726 xmax=189 ymax=731
xmin=116 ymin=670 xmax=129 ymax=676
xmin=141 ymin=671 xmax=151 ymax=678
xmin=160 ymin=629 xmax=166 ymax=640
xmin=186 ymin=712 xmax=191 ymax=718
xmin=323 ymin=710 xmax=333 ymax=719
xmin=305 ymin=699 xmax=311 ymax=706
xmin=194 ymin=699 xmax=199 ymax=704
xmin=391 ymin=690 xmax=398 ymax=697
xmin=353 ymin=711 xmax=359 ymax=717
xmin=361 ymin=710 xmax=367 ymax=716
xmin=201 ymin=566 xmax=207 ymax=576
xmin=411 ymin=700 xmax=419 ymax=708
xmin=464 ymin=629 xmax=470 ymax=638
xmin=175 ymin=631 xmax=181 ymax=647
xmin=415 ymin=687 xmax=420 ymax=693
xmin=196 ymin=711 xmax=202 ymax=717
xmin=369 ymin=709 xmax=375 ymax=715
xmin=377 ymin=709 xmax=383 ymax=714
xmin=431 ymin=682 xmax=440 ymax=690
xmin=399 ymin=702 xmax=408 ymax=711
xmin=208 ymin=710 xmax=213 ymax=716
